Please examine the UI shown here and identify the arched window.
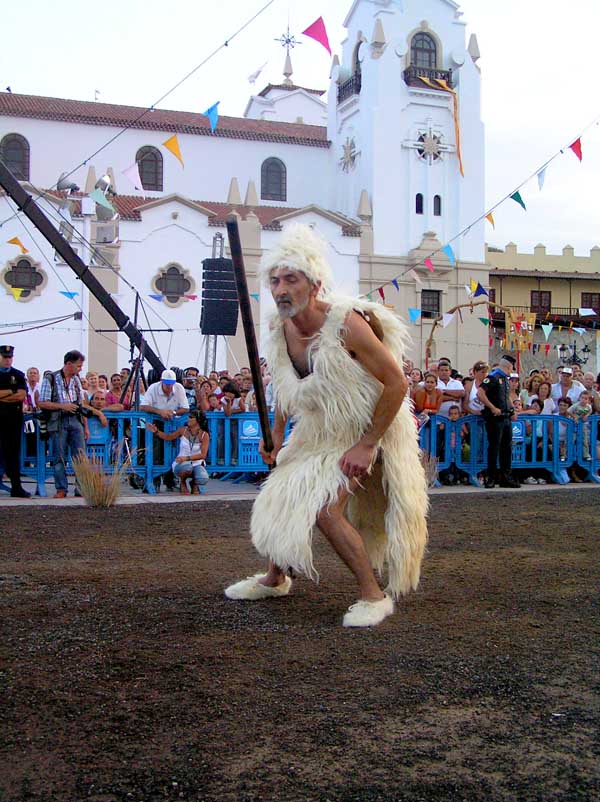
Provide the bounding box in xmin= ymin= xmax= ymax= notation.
xmin=411 ymin=33 xmax=437 ymax=69
xmin=136 ymin=146 xmax=163 ymax=192
xmin=154 ymin=264 xmax=192 ymax=305
xmin=0 ymin=134 xmax=30 ymax=181
xmin=4 ymin=257 xmax=44 ymax=299
xmin=415 ymin=193 xmax=424 ymax=215
xmin=261 ymin=158 xmax=286 ymax=201
xmin=433 ymin=195 xmax=442 ymax=216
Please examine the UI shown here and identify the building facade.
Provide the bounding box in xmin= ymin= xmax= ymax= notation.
xmin=0 ymin=0 xmax=488 ymax=375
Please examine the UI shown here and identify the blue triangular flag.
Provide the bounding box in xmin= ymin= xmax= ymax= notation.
xmin=149 ymin=293 xmax=163 ymax=302
xmin=89 ymin=188 xmax=115 ymax=212
xmin=408 ymin=307 xmax=421 ymax=324
xmin=473 ymin=282 xmax=489 ymax=298
xmin=59 ymin=291 xmax=78 ymax=299
xmin=203 ymin=101 xmax=220 ymax=133
xmin=391 ymin=278 xmax=400 ymax=292
xmin=442 ymin=244 xmax=456 ymax=266
xmin=250 ymin=293 xmax=259 ymax=301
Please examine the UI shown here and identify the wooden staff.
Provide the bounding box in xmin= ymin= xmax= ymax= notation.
xmin=226 ymin=216 xmax=274 ymax=454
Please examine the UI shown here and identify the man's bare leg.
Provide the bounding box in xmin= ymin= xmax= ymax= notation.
xmin=316 ymin=480 xmax=385 ymax=603
xmin=258 ymin=561 xmax=287 ymax=587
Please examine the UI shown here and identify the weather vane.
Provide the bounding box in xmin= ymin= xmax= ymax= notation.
xmin=275 ymin=24 xmax=301 ymax=52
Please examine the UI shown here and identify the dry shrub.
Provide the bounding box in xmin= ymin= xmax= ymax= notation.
xmin=72 ymin=445 xmax=131 ymax=507
xmin=420 ymin=449 xmax=439 ymax=488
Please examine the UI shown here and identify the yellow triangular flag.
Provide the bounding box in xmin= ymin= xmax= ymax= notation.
xmin=7 ymin=236 xmax=28 ymax=254
xmin=486 ymin=212 xmax=495 ymax=229
xmin=10 ymin=287 xmax=24 ymax=300
xmin=470 ymin=278 xmax=478 ymax=294
xmin=162 ymin=134 xmax=184 ymax=167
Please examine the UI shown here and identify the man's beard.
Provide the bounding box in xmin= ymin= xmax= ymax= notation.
xmin=276 ymin=293 xmax=310 ymax=319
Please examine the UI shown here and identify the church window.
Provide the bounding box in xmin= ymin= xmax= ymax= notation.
xmin=136 ymin=146 xmax=163 ymax=192
xmin=411 ymin=33 xmax=437 ymax=70
xmin=261 ymin=158 xmax=287 ymax=201
xmin=530 ymin=290 xmax=551 ymax=314
xmin=153 ymin=263 xmax=193 ymax=306
xmin=0 ymin=133 xmax=30 ymax=181
xmin=581 ymin=292 xmax=600 ymax=313
xmin=2 ymin=257 xmax=45 ymax=300
xmin=415 ymin=193 xmax=424 ymax=215
xmin=433 ymin=195 xmax=442 ymax=216
xmin=421 ymin=290 xmax=441 ymax=319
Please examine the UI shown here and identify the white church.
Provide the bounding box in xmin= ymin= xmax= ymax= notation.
xmin=0 ymin=0 xmax=488 ymax=375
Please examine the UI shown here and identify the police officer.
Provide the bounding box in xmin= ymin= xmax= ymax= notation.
xmin=0 ymin=345 xmax=31 ymax=498
xmin=477 ymin=354 xmax=520 ymax=489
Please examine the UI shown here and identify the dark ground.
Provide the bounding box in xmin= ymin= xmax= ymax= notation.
xmin=0 ymin=490 xmax=598 ymax=802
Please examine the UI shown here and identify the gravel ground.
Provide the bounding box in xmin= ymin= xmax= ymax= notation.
xmin=0 ymin=490 xmax=598 ymax=802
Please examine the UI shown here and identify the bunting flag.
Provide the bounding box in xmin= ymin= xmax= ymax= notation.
xmin=59 ymin=291 xmax=78 ymax=299
xmin=408 ymin=308 xmax=421 ymax=324
xmin=442 ymin=244 xmax=456 ymax=266
xmin=250 ymin=293 xmax=260 ymax=301
xmin=301 ymin=17 xmax=331 ymax=54
xmin=569 ymin=138 xmax=583 ymax=162
xmin=122 ymin=162 xmax=143 ymax=191
xmin=541 ymin=323 xmax=553 ymax=340
xmin=163 ymin=134 xmax=184 ymax=167
xmin=545 ymin=344 xmax=551 ymax=356
xmin=184 ymin=294 xmax=198 ymax=300
xmin=441 ymin=312 xmax=455 ymax=328
xmin=203 ymin=102 xmax=220 ymax=133
xmin=424 ymin=257 xmax=435 ymax=273
xmin=408 ymin=269 xmax=422 ymax=285
xmin=149 ymin=293 xmax=164 ymax=302
xmin=485 ymin=212 xmax=495 ymax=228
xmin=248 ymin=62 xmax=267 ymax=85
xmin=391 ymin=278 xmax=400 ymax=292
xmin=89 ymin=188 xmax=116 ymax=212
xmin=7 ymin=236 xmax=28 ymax=254
xmin=573 ymin=327 xmax=586 ymax=336
xmin=537 ymin=167 xmax=547 ymax=191
xmin=473 ymin=282 xmax=488 ymax=298
xmin=378 ymin=287 xmax=385 ymax=301
xmin=511 ymin=191 xmax=527 ymax=211
xmin=434 ymin=78 xmax=464 ymax=177
xmin=558 ymin=326 xmax=563 ymax=332
xmin=464 ymin=284 xmax=473 ymax=297
xmin=579 ymin=307 xmax=596 ymax=316
xmin=478 ymin=317 xmax=490 ymax=326
xmin=10 ymin=287 xmax=24 ymax=300
xmin=470 ymin=279 xmax=478 ymax=294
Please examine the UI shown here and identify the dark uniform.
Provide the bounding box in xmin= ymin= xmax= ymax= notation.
xmin=480 ymin=355 xmax=520 ymax=488
xmin=0 ymin=345 xmax=30 ymax=497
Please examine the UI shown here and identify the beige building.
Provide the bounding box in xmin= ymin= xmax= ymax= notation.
xmin=486 ymin=243 xmax=600 ymax=376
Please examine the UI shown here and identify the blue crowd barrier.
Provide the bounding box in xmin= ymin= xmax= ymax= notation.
xmin=13 ymin=411 xmax=600 ymax=496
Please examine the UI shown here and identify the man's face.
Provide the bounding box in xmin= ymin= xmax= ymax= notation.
xmin=241 ymin=378 xmax=252 ymax=391
xmin=448 ymin=408 xmax=460 ymax=421
xmin=540 ymin=368 xmax=551 ymax=380
xmin=428 ymin=362 xmax=439 ymax=377
xmin=161 ymin=382 xmax=174 ymax=395
xmin=27 ymin=367 xmax=39 ymax=384
xmin=66 ymin=358 xmax=84 ymax=376
xmin=573 ymin=367 xmax=584 ymax=380
xmin=120 ymin=368 xmax=130 ymax=381
xmin=583 ymin=373 xmax=595 ymax=390
xmin=1 ymin=355 xmax=13 ymax=370
xmin=559 ymin=371 xmax=572 ymax=386
xmin=219 ymin=378 xmax=228 ymax=389
xmin=438 ymin=364 xmax=451 ymax=382
xmin=91 ymin=392 xmax=106 ymax=410
xmin=240 ymin=367 xmax=251 ymax=377
xmin=269 ymin=268 xmax=315 ymax=319
xmin=184 ymin=370 xmax=198 ymax=388
xmin=208 ymin=396 xmax=220 ymax=409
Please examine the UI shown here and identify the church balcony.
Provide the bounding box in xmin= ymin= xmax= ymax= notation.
xmin=337 ymin=73 xmax=361 ymax=104
xmin=403 ymin=65 xmax=453 ymax=89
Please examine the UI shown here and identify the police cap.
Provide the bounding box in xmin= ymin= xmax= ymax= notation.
xmin=0 ymin=345 xmax=15 ymax=357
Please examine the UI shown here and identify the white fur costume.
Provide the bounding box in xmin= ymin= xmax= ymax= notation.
xmin=250 ymin=296 xmax=429 ymax=599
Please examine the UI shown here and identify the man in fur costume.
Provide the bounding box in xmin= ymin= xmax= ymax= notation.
xmin=225 ymin=225 xmax=428 ymax=627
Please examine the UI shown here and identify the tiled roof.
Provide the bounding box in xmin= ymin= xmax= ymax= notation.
xmin=257 ymin=83 xmax=326 ymax=97
xmin=0 ymin=92 xmax=330 ymax=148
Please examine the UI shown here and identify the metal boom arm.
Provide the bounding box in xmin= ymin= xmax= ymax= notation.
xmin=0 ymin=161 xmax=165 ymax=373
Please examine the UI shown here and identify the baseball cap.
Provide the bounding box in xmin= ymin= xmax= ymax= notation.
xmin=161 ymin=369 xmax=177 ymax=384
xmin=560 ymin=367 xmax=573 ymax=375
xmin=510 ymin=373 xmax=519 ymax=379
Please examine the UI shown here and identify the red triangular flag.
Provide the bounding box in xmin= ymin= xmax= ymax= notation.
xmin=378 ymin=287 xmax=385 ymax=301
xmin=569 ymin=138 xmax=583 ymax=162
xmin=302 ymin=17 xmax=331 ymax=54
xmin=424 ymin=258 xmax=435 ymax=272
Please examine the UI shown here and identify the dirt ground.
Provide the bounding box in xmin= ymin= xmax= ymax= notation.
xmin=0 ymin=490 xmax=598 ymax=802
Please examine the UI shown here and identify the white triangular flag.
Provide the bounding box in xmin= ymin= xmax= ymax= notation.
xmin=248 ymin=62 xmax=268 ymax=85
xmin=441 ymin=312 xmax=455 ymax=328
xmin=122 ymin=162 xmax=143 ymax=191
xmin=464 ymin=284 xmax=473 ymax=297
xmin=579 ymin=307 xmax=596 ymax=316
xmin=537 ymin=167 xmax=547 ymax=191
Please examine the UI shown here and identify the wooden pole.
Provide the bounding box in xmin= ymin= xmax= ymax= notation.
xmin=225 ymin=217 xmax=273 ymax=453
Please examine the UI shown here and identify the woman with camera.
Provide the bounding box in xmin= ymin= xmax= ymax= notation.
xmin=146 ymin=410 xmax=210 ymax=494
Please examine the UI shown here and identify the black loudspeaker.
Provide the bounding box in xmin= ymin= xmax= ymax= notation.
xmin=200 ymin=257 xmax=239 ymax=336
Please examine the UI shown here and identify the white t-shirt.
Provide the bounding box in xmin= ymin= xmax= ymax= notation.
xmin=172 ymin=430 xmax=206 ymax=470
xmin=141 ymin=381 xmax=189 ymax=412
xmin=551 ymin=381 xmax=584 ymax=405
xmin=468 ymin=382 xmax=485 ymax=415
xmin=437 ymin=377 xmax=464 ymax=418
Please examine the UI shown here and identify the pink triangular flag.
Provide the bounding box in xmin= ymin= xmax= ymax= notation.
xmin=302 ymin=17 xmax=331 ymax=55
xmin=569 ymin=138 xmax=583 ymax=162
xmin=122 ymin=162 xmax=143 ymax=191
xmin=424 ymin=258 xmax=435 ymax=273
xmin=408 ymin=269 xmax=422 ymax=285
xmin=378 ymin=287 xmax=385 ymax=302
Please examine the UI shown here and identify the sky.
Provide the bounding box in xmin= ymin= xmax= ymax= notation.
xmin=2 ymin=0 xmax=600 ymax=256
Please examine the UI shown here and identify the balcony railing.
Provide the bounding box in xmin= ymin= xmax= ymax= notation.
xmin=337 ymin=73 xmax=361 ymax=104
xmin=490 ymin=305 xmax=600 ymax=323
xmin=403 ymin=65 xmax=453 ymax=89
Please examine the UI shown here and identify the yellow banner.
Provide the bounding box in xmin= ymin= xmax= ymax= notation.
xmin=7 ymin=236 xmax=28 ymax=254
xmin=162 ymin=134 xmax=184 ymax=167
xmin=435 ymin=78 xmax=464 ymax=177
